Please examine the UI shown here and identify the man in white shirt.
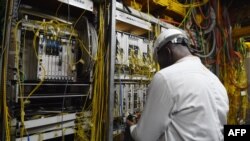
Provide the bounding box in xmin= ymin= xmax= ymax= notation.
xmin=128 ymin=28 xmax=229 ymax=141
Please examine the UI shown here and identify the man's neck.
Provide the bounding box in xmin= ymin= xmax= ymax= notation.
xmin=173 ymin=52 xmax=192 ymax=63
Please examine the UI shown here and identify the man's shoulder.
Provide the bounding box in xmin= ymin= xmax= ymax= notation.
xmin=158 ymin=64 xmax=181 ymax=76
xmin=153 ymin=69 xmax=176 ymax=84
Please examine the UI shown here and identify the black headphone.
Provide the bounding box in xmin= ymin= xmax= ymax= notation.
xmin=169 ymin=35 xmax=190 ymax=47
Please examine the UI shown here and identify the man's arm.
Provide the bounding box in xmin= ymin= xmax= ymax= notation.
xmin=130 ymin=73 xmax=174 ymax=141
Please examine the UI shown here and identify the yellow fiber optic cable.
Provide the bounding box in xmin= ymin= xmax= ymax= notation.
xmin=179 ymin=0 xmax=209 ymax=8
xmin=3 ymin=45 xmax=11 ymax=141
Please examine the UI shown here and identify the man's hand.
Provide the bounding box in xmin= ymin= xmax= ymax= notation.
xmin=126 ymin=119 xmax=135 ymax=126
xmin=135 ymin=112 xmax=141 ymax=123
xmin=126 ymin=114 xmax=136 ymax=126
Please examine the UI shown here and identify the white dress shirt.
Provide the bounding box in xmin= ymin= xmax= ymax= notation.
xmin=130 ymin=56 xmax=229 ymax=141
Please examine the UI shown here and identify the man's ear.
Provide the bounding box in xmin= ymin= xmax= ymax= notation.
xmin=165 ymin=47 xmax=173 ymax=65
xmin=165 ymin=47 xmax=171 ymax=55
xmin=163 ymin=46 xmax=172 ymax=59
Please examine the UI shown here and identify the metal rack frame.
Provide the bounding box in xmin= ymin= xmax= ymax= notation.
xmin=1 ymin=0 xmax=96 ymax=140
xmin=1 ymin=1 xmax=179 ymax=141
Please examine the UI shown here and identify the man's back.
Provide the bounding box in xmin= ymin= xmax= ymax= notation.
xmin=159 ymin=56 xmax=229 ymax=141
xmin=130 ymin=56 xmax=229 ymax=141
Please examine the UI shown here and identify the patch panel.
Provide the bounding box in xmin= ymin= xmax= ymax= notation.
xmin=37 ymin=35 xmax=77 ymax=81
xmin=115 ymin=31 xmax=154 ymax=74
xmin=114 ymin=84 xmax=148 ymax=117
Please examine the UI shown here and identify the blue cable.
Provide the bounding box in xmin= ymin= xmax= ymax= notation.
xmin=119 ymin=79 xmax=123 ymax=117
xmin=27 ymin=134 xmax=30 ymax=141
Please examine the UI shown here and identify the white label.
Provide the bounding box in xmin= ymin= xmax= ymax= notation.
xmin=241 ymin=91 xmax=247 ymax=96
xmin=116 ymin=10 xmax=152 ymax=31
xmin=58 ymin=0 xmax=93 ymax=12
